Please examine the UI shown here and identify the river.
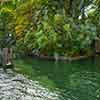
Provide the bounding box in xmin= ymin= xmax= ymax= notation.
xmin=15 ymin=56 xmax=100 ymax=100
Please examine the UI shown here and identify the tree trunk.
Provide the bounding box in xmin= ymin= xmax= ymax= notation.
xmin=64 ymin=0 xmax=73 ymax=17
xmin=96 ymin=15 xmax=100 ymax=53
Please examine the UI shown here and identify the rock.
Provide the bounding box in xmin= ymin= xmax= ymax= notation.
xmin=0 ymin=68 xmax=59 ymax=100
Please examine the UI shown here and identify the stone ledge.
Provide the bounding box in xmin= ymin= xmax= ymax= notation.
xmin=33 ymin=54 xmax=92 ymax=61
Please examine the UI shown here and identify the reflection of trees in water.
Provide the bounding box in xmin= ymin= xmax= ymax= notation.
xmin=31 ymin=59 xmax=72 ymax=88
xmin=59 ymin=71 xmax=100 ymax=100
xmin=23 ymin=57 xmax=100 ymax=100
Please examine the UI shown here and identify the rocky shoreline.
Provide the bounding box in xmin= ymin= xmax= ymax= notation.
xmin=0 ymin=68 xmax=59 ymax=100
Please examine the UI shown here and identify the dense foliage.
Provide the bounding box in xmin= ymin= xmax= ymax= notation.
xmin=0 ymin=0 xmax=99 ymax=57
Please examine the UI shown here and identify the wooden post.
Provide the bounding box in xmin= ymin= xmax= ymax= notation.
xmin=96 ymin=39 xmax=100 ymax=53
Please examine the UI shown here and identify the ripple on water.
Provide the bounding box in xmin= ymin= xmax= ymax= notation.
xmin=59 ymin=71 xmax=100 ymax=100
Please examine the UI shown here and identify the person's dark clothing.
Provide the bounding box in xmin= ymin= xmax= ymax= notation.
xmin=1 ymin=33 xmax=16 ymax=48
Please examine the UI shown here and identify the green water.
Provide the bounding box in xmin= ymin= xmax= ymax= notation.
xmin=15 ymin=56 xmax=100 ymax=100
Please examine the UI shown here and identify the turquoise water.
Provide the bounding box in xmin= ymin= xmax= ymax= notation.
xmin=16 ymin=56 xmax=100 ymax=100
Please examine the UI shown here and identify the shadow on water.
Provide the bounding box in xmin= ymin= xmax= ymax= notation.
xmin=16 ymin=56 xmax=100 ymax=100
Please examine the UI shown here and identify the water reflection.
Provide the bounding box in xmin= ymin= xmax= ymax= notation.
xmin=20 ymin=56 xmax=100 ymax=100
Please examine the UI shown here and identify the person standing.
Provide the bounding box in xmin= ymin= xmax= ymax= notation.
xmin=1 ymin=33 xmax=16 ymax=71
